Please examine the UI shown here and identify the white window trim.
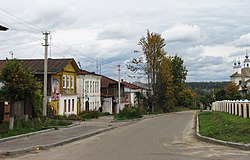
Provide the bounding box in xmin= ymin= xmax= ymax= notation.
xmin=71 ymin=76 xmax=74 ymax=89
xmin=63 ymin=75 xmax=66 ymax=88
xmin=67 ymin=75 xmax=71 ymax=89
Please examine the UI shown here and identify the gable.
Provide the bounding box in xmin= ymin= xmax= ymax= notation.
xmin=63 ymin=62 xmax=76 ymax=72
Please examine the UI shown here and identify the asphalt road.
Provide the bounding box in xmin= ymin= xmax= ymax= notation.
xmin=5 ymin=111 xmax=250 ymax=160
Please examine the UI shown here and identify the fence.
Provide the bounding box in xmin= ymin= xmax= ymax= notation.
xmin=212 ymin=100 xmax=250 ymax=118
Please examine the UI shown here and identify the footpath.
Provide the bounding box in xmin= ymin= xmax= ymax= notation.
xmin=0 ymin=116 xmax=140 ymax=157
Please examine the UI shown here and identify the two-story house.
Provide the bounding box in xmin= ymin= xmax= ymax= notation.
xmin=101 ymin=76 xmax=125 ymax=114
xmin=77 ymin=70 xmax=101 ymax=112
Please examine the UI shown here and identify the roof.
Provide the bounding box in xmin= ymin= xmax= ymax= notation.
xmin=77 ymin=69 xmax=99 ymax=76
xmin=121 ymin=81 xmax=141 ymax=90
xmin=0 ymin=58 xmax=80 ymax=74
xmin=230 ymin=71 xmax=241 ymax=77
xmin=101 ymin=76 xmax=118 ymax=88
xmin=0 ymin=25 xmax=8 ymax=31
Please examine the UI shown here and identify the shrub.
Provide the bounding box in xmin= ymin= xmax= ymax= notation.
xmin=67 ymin=114 xmax=84 ymax=121
xmin=115 ymin=106 xmax=143 ymax=120
xmin=79 ymin=110 xmax=99 ymax=119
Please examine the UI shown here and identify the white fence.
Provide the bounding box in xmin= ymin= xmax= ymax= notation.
xmin=212 ymin=100 xmax=250 ymax=118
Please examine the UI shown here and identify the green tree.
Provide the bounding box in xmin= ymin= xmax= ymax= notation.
xmin=225 ymin=82 xmax=241 ymax=100
xmin=0 ymin=59 xmax=41 ymax=129
xmin=178 ymin=86 xmax=196 ymax=108
xmin=215 ymin=88 xmax=227 ymax=101
xmin=170 ymin=55 xmax=188 ymax=107
xmin=155 ymin=57 xmax=175 ymax=112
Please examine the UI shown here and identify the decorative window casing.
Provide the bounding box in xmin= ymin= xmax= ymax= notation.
xmin=67 ymin=75 xmax=70 ymax=89
xmin=71 ymin=76 xmax=74 ymax=89
xmin=63 ymin=75 xmax=66 ymax=88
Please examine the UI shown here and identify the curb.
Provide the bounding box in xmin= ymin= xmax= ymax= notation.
xmin=4 ymin=126 xmax=115 ymax=156
xmin=195 ymin=112 xmax=250 ymax=150
xmin=0 ymin=122 xmax=80 ymax=143
xmin=0 ymin=128 xmax=55 ymax=143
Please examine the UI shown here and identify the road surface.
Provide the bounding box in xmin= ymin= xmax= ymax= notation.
xmin=4 ymin=111 xmax=250 ymax=160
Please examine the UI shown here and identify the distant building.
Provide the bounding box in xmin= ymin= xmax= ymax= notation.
xmin=230 ymin=52 xmax=250 ymax=95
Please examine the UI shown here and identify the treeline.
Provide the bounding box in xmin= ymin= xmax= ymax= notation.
xmin=186 ymin=81 xmax=229 ymax=90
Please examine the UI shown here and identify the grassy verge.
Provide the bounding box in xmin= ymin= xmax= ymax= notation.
xmin=0 ymin=118 xmax=72 ymax=139
xmin=199 ymin=111 xmax=250 ymax=143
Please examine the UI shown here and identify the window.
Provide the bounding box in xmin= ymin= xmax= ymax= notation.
xmin=89 ymin=81 xmax=92 ymax=93
xmin=64 ymin=100 xmax=67 ymax=113
xmin=71 ymin=76 xmax=74 ymax=89
xmin=67 ymin=75 xmax=71 ymax=89
xmin=97 ymin=82 xmax=99 ymax=93
xmin=68 ymin=99 xmax=71 ymax=112
xmin=72 ymin=99 xmax=74 ymax=111
xmin=95 ymin=81 xmax=97 ymax=93
xmin=85 ymin=81 xmax=89 ymax=93
xmin=63 ymin=75 xmax=66 ymax=88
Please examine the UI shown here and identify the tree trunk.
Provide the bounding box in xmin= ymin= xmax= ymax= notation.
xmin=9 ymin=99 xmax=14 ymax=130
xmin=24 ymin=95 xmax=29 ymax=120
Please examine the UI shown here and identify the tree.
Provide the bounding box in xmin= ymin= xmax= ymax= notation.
xmin=0 ymin=59 xmax=41 ymax=129
xmin=225 ymin=82 xmax=241 ymax=100
xmin=215 ymin=88 xmax=227 ymax=101
xmin=170 ymin=55 xmax=188 ymax=107
xmin=127 ymin=30 xmax=166 ymax=112
xmin=177 ymin=87 xmax=196 ymax=108
xmin=155 ymin=57 xmax=175 ymax=112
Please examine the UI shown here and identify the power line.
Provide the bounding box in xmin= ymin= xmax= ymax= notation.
xmin=0 ymin=8 xmax=45 ymax=32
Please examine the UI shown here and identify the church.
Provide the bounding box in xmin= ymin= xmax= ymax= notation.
xmin=230 ymin=52 xmax=250 ymax=95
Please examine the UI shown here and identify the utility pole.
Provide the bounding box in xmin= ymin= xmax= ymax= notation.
xmin=99 ymin=65 xmax=101 ymax=74
xmin=117 ymin=65 xmax=121 ymax=113
xmin=43 ymin=31 xmax=50 ymax=116
xmin=96 ymin=59 xmax=99 ymax=74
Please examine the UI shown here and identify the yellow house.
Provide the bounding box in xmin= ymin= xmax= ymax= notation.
xmin=48 ymin=59 xmax=80 ymax=115
xmin=11 ymin=58 xmax=80 ymax=115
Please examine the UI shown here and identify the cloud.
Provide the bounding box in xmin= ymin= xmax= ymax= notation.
xmin=162 ymin=24 xmax=202 ymax=43
xmin=234 ymin=33 xmax=250 ymax=47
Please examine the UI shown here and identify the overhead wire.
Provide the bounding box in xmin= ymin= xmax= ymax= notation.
xmin=0 ymin=8 xmax=125 ymax=77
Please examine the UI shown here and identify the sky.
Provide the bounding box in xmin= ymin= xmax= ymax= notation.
xmin=1 ymin=0 xmax=250 ymax=82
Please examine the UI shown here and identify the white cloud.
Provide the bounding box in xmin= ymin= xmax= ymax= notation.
xmin=234 ymin=33 xmax=250 ymax=47
xmin=162 ymin=24 xmax=201 ymax=43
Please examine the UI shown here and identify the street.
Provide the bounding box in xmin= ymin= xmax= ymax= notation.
xmin=4 ymin=111 xmax=250 ymax=160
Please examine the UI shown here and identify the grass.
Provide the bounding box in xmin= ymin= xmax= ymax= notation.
xmin=199 ymin=111 xmax=250 ymax=143
xmin=0 ymin=117 xmax=72 ymax=139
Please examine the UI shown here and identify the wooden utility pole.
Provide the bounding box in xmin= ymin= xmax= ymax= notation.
xmin=43 ymin=31 xmax=50 ymax=116
xmin=117 ymin=65 xmax=121 ymax=113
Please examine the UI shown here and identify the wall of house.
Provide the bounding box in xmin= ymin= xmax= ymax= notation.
xmin=59 ymin=95 xmax=77 ymax=115
xmin=102 ymin=97 xmax=113 ymax=114
xmin=77 ymin=74 xmax=101 ymax=112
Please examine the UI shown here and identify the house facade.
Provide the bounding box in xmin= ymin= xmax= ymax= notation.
xmin=101 ymin=76 xmax=125 ymax=114
xmin=0 ymin=58 xmax=80 ymax=116
xmin=121 ymin=80 xmax=144 ymax=106
xmin=77 ymin=70 xmax=101 ymax=112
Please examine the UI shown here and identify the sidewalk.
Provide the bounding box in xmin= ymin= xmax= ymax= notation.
xmin=0 ymin=116 xmax=132 ymax=157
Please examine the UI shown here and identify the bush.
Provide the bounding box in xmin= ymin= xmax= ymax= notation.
xmin=115 ymin=106 xmax=143 ymax=120
xmin=67 ymin=114 xmax=84 ymax=121
xmin=79 ymin=110 xmax=99 ymax=119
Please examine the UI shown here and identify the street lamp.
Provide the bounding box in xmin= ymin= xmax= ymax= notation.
xmin=0 ymin=25 xmax=8 ymax=31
